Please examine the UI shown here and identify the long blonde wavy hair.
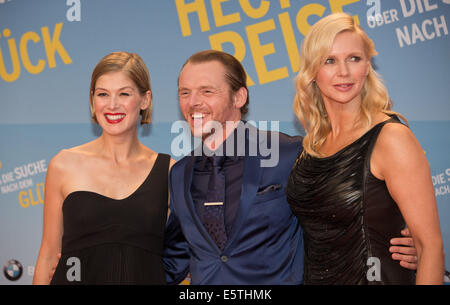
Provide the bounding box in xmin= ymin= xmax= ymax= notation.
xmin=293 ymin=13 xmax=407 ymax=157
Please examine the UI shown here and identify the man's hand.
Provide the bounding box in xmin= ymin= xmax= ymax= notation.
xmin=389 ymin=228 xmax=418 ymax=270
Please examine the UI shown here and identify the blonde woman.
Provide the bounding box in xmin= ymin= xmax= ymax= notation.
xmin=33 ymin=52 xmax=174 ymax=284
xmin=286 ymin=13 xmax=444 ymax=284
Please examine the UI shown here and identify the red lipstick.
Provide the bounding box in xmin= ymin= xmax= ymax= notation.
xmin=104 ymin=113 xmax=126 ymax=124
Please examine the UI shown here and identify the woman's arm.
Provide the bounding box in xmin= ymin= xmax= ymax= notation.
xmin=371 ymin=123 xmax=444 ymax=284
xmin=33 ymin=152 xmax=65 ymax=284
xmin=163 ymin=162 xmax=191 ymax=284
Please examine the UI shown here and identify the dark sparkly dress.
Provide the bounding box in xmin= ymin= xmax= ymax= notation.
xmin=50 ymin=154 xmax=170 ymax=285
xmin=286 ymin=117 xmax=415 ymax=284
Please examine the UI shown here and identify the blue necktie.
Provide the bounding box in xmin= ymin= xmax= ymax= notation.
xmin=202 ymin=155 xmax=227 ymax=251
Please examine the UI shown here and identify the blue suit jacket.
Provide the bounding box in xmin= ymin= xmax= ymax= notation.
xmin=163 ymin=127 xmax=304 ymax=285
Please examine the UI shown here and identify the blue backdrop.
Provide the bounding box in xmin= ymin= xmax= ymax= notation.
xmin=0 ymin=0 xmax=449 ymax=284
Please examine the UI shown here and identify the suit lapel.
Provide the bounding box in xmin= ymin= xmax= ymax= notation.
xmin=183 ymin=155 xmax=222 ymax=253
xmin=225 ymin=125 xmax=264 ymax=250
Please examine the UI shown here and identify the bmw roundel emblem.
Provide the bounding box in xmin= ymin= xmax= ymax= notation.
xmin=3 ymin=259 xmax=23 ymax=281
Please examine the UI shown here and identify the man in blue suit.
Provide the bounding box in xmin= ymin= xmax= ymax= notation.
xmin=163 ymin=50 xmax=417 ymax=285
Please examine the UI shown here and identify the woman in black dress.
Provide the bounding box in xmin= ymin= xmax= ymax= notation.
xmin=33 ymin=52 xmax=174 ymax=284
xmin=286 ymin=13 xmax=444 ymax=284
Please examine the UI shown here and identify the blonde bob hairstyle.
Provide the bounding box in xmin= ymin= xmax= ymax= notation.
xmin=89 ymin=52 xmax=152 ymax=125
xmin=293 ymin=13 xmax=407 ymax=157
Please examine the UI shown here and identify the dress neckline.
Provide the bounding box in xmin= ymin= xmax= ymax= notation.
xmin=309 ymin=117 xmax=395 ymax=161
xmin=63 ymin=153 xmax=160 ymax=203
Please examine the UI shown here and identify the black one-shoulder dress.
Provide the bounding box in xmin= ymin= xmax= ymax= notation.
xmin=50 ymin=154 xmax=170 ymax=285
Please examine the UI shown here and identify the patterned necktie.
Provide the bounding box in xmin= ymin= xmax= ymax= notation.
xmin=202 ymin=155 xmax=227 ymax=251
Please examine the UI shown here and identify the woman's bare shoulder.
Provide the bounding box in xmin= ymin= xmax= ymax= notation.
xmin=377 ymin=121 xmax=416 ymax=149
xmin=49 ymin=141 xmax=99 ymax=173
xmin=374 ymin=119 xmax=424 ymax=172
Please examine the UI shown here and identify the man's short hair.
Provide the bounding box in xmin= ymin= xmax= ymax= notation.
xmin=181 ymin=50 xmax=249 ymax=116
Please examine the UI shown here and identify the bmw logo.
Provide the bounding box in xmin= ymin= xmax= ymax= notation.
xmin=3 ymin=259 xmax=23 ymax=281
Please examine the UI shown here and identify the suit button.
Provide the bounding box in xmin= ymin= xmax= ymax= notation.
xmin=220 ymin=255 xmax=228 ymax=262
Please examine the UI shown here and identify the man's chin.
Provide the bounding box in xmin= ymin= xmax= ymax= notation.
xmin=189 ymin=120 xmax=212 ymax=139
xmin=189 ymin=127 xmax=205 ymax=139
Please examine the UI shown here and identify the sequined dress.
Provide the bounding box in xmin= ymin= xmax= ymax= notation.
xmin=286 ymin=118 xmax=415 ymax=284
